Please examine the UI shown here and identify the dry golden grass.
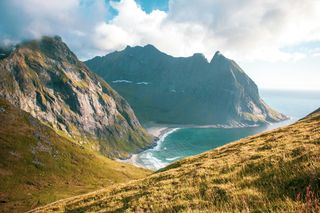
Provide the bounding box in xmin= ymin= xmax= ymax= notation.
xmin=31 ymin=109 xmax=320 ymax=212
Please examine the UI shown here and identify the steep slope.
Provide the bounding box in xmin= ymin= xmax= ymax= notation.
xmin=85 ymin=46 xmax=287 ymax=126
xmin=0 ymin=99 xmax=151 ymax=213
xmin=0 ymin=36 xmax=153 ymax=159
xmin=32 ymin=108 xmax=320 ymax=212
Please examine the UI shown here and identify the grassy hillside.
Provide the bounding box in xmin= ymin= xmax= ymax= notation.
xmin=31 ymin=108 xmax=320 ymax=212
xmin=0 ymin=99 xmax=151 ymax=213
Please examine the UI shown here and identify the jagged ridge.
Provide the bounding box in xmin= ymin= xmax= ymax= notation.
xmin=85 ymin=45 xmax=287 ymax=126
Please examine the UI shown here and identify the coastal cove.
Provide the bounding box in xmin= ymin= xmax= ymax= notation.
xmin=121 ymin=89 xmax=320 ymax=170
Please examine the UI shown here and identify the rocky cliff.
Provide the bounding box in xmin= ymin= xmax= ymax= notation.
xmin=0 ymin=36 xmax=152 ymax=158
xmin=86 ymin=45 xmax=287 ymax=126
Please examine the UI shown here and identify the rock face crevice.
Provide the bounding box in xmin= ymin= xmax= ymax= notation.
xmin=86 ymin=46 xmax=287 ymax=126
xmin=0 ymin=36 xmax=152 ymax=159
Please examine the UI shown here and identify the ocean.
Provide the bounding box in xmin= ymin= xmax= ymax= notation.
xmin=135 ymin=89 xmax=320 ymax=170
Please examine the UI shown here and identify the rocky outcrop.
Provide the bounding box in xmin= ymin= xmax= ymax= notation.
xmin=0 ymin=36 xmax=152 ymax=158
xmin=85 ymin=45 xmax=287 ymax=126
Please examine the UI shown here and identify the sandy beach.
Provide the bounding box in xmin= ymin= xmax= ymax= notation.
xmin=116 ymin=126 xmax=176 ymax=168
xmin=147 ymin=126 xmax=174 ymax=138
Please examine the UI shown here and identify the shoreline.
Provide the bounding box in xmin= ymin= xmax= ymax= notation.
xmin=144 ymin=118 xmax=295 ymax=134
xmin=147 ymin=126 xmax=176 ymax=138
xmin=116 ymin=126 xmax=177 ymax=169
xmin=117 ymin=119 xmax=294 ymax=169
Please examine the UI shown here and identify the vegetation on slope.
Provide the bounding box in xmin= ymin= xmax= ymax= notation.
xmin=0 ymin=36 xmax=153 ymax=159
xmin=0 ymin=99 xmax=151 ymax=213
xmin=32 ymin=108 xmax=320 ymax=212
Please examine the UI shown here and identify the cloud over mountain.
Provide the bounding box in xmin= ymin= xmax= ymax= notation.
xmin=1 ymin=0 xmax=320 ymax=61
xmin=0 ymin=0 xmax=108 ymax=58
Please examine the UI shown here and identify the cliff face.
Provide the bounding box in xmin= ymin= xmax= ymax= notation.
xmin=0 ymin=36 xmax=152 ymax=158
xmin=85 ymin=45 xmax=287 ymax=126
xmin=208 ymin=51 xmax=286 ymax=125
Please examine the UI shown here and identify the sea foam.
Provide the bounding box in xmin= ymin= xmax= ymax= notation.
xmin=135 ymin=128 xmax=180 ymax=170
xmin=153 ymin=128 xmax=180 ymax=151
xmin=166 ymin=156 xmax=181 ymax=161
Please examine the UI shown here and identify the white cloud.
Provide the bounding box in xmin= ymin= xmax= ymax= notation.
xmin=92 ymin=1 xmax=168 ymax=52
xmin=1 ymin=0 xmax=320 ymax=62
xmin=0 ymin=0 xmax=108 ymax=58
xmin=175 ymin=0 xmax=320 ymax=61
xmin=93 ymin=0 xmax=320 ymax=90
xmin=92 ymin=0 xmax=210 ymax=59
xmin=92 ymin=0 xmax=320 ymax=62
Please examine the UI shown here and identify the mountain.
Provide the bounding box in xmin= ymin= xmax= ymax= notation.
xmin=31 ymin=108 xmax=320 ymax=212
xmin=0 ymin=36 xmax=153 ymax=159
xmin=0 ymin=99 xmax=151 ymax=212
xmin=85 ymin=45 xmax=287 ymax=126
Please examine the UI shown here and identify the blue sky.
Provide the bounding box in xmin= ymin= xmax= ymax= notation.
xmin=135 ymin=0 xmax=168 ymax=12
xmin=107 ymin=0 xmax=169 ymax=18
xmin=0 ymin=0 xmax=319 ymax=90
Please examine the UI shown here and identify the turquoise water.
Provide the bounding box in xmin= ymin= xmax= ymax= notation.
xmin=136 ymin=89 xmax=320 ymax=170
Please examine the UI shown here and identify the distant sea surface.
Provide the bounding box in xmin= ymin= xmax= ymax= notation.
xmin=136 ymin=89 xmax=320 ymax=170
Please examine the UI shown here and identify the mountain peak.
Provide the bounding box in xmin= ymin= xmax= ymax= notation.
xmin=210 ymin=50 xmax=227 ymax=64
xmin=122 ymin=44 xmax=160 ymax=55
xmin=191 ymin=53 xmax=207 ymax=62
xmin=214 ymin=50 xmax=222 ymax=56
xmin=143 ymin=44 xmax=157 ymax=49
xmin=124 ymin=45 xmax=132 ymax=50
xmin=17 ymin=36 xmax=78 ymax=64
xmin=124 ymin=44 xmax=158 ymax=51
xmin=141 ymin=44 xmax=162 ymax=54
xmin=192 ymin=53 xmax=205 ymax=58
xmin=21 ymin=35 xmax=63 ymax=49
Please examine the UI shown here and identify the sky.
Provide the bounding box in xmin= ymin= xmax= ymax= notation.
xmin=0 ymin=0 xmax=319 ymax=90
